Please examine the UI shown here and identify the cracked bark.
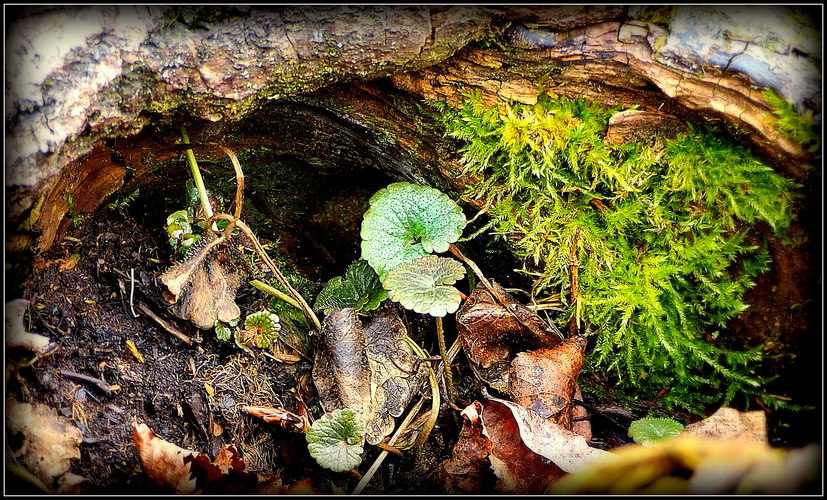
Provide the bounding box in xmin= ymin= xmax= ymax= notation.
xmin=5 ymin=5 xmax=820 ymax=253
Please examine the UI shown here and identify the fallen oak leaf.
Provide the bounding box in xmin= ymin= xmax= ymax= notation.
xmin=508 ymin=336 xmax=588 ymax=430
xmin=6 ymin=399 xmax=85 ymax=490
xmin=482 ymin=400 xmax=564 ymax=493
xmin=482 ymin=396 xmax=614 ymax=474
xmin=159 ymin=231 xmax=249 ymax=330
xmin=5 ymin=299 xmax=54 ymax=353
xmin=680 ymin=406 xmax=767 ymax=443
xmin=457 ymin=281 xmax=562 ymax=370
xmin=132 ymin=419 xmax=292 ymax=494
xmin=436 ymin=401 xmax=494 ymax=494
xmin=312 ymin=308 xmax=428 ymax=445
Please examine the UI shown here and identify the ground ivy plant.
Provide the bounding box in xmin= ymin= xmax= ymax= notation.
xmin=428 ymin=90 xmax=802 ymax=414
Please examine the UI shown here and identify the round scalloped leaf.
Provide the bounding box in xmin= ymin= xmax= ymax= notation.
xmin=628 ymin=417 xmax=685 ymax=446
xmin=382 ymin=255 xmax=466 ymax=317
xmin=306 ymin=409 xmax=366 ymax=472
xmin=360 ymin=182 xmax=466 ymax=278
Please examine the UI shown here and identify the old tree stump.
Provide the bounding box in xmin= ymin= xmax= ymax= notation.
xmin=5 ymin=5 xmax=821 ymax=494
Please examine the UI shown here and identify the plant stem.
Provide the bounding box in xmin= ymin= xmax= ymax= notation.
xmin=179 ymin=126 xmax=214 ymax=224
xmin=568 ymin=228 xmax=581 ymax=337
xmin=435 ymin=316 xmax=455 ymax=407
xmin=212 ymin=214 xmax=322 ymax=331
xmin=249 ymin=279 xmax=302 ymax=310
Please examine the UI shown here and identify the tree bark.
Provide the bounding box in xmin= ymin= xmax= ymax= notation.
xmin=5 ymin=5 xmax=820 ymax=250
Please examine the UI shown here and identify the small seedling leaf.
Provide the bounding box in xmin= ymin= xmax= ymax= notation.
xmin=306 ymin=409 xmax=366 ymax=472
xmin=382 ymin=255 xmax=466 ymax=317
xmin=241 ymin=311 xmax=281 ymax=348
xmin=314 ymin=259 xmax=388 ymax=313
xmin=360 ymin=182 xmax=466 ymax=278
xmin=628 ymin=417 xmax=685 ymax=445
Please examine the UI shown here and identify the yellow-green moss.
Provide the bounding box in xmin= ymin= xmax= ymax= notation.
xmin=431 ymin=90 xmax=803 ymax=414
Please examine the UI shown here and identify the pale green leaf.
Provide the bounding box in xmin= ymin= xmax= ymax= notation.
xmin=306 ymin=409 xmax=366 ymax=472
xmin=382 ymin=255 xmax=466 ymax=317
xmin=242 ymin=310 xmax=281 ymax=348
xmin=360 ymin=182 xmax=466 ymax=278
xmin=628 ymin=417 xmax=685 ymax=445
xmin=314 ymin=259 xmax=389 ymax=313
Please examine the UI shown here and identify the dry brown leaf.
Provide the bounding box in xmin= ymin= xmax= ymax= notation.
xmin=436 ymin=401 xmax=494 ymax=494
xmin=457 ymin=281 xmax=562 ymax=371
xmin=6 ymin=399 xmax=84 ymax=489
xmin=159 ymin=232 xmax=249 ymax=330
xmin=362 ymin=308 xmax=429 ymax=444
xmin=313 ymin=308 xmax=427 ymax=445
xmin=312 ymin=308 xmax=373 ymax=418
xmin=132 ymin=419 xmax=199 ymax=493
xmin=482 ymin=400 xmax=565 ymax=493
xmin=132 ymin=419 xmax=297 ymax=494
xmin=508 ymin=336 xmax=587 ymax=430
xmin=483 ymin=398 xmax=613 ymax=474
xmin=680 ymin=406 xmax=768 ymax=443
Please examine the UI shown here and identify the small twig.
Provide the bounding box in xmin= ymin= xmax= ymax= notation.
xmin=137 ymin=302 xmax=193 ymax=346
xmin=59 ymin=370 xmax=112 ymax=395
xmin=568 ymin=229 xmax=581 ymax=338
xmin=404 ymin=337 xmax=441 ymax=452
xmin=352 ymin=398 xmax=426 ymax=495
xmin=219 ymin=145 xmax=244 ymax=223
xmin=435 ymin=317 xmax=457 ymax=408
xmin=129 ymin=268 xmax=140 ymax=318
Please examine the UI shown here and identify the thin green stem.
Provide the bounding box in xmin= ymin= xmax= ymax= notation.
xmin=179 ymin=126 xmax=214 ymax=223
xmin=249 ymin=279 xmax=302 ymax=310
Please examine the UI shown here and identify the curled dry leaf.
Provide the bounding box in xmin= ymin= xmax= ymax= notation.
xmin=159 ymin=231 xmax=250 ymax=330
xmin=132 ymin=419 xmax=300 ymax=494
xmin=508 ymin=336 xmax=587 ymax=430
xmin=436 ymin=401 xmax=494 ymax=494
xmin=457 ymin=281 xmax=562 ymax=370
xmin=243 ymin=405 xmax=309 ymax=433
xmin=483 ymin=397 xmax=614 ymax=474
xmin=313 ymin=309 xmax=373 ymax=419
xmin=6 ymin=399 xmax=85 ymax=489
xmin=680 ymin=406 xmax=767 ymax=443
xmin=482 ymin=400 xmax=565 ymax=494
xmin=312 ymin=308 xmax=428 ymax=445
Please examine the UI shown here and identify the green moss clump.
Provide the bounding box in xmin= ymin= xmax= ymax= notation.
xmin=431 ymin=91 xmax=802 ymax=414
xmin=761 ymin=89 xmax=821 ymax=153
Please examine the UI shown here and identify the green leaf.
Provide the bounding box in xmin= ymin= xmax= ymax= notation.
xmin=360 ymin=182 xmax=466 ymax=278
xmin=628 ymin=417 xmax=685 ymax=445
xmin=306 ymin=409 xmax=366 ymax=472
xmin=382 ymin=255 xmax=466 ymax=317
xmin=241 ymin=310 xmax=281 ymax=348
xmin=214 ymin=318 xmax=238 ymax=342
xmin=314 ymin=259 xmax=389 ymax=313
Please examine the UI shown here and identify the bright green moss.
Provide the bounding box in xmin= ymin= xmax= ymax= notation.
xmin=762 ymin=89 xmax=821 ymax=153
xmin=431 ymin=91 xmax=802 ymax=414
